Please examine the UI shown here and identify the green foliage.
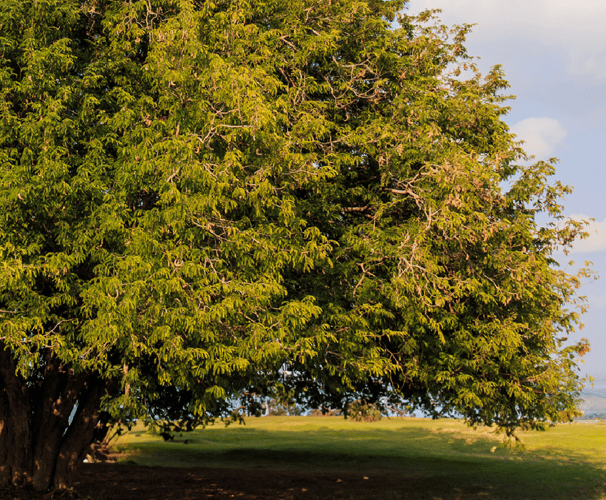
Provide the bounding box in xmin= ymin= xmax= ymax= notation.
xmin=0 ymin=0 xmax=592 ymax=443
xmin=348 ymin=400 xmax=382 ymax=422
xmin=265 ymin=399 xmax=305 ymax=417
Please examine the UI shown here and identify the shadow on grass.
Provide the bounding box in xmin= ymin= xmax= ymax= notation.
xmin=118 ymin=424 xmax=606 ymax=500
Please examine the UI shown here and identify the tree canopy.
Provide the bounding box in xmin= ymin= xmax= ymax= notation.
xmin=0 ymin=0 xmax=591 ymax=491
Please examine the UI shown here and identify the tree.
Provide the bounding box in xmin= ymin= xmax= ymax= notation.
xmin=0 ymin=0 xmax=591 ymax=491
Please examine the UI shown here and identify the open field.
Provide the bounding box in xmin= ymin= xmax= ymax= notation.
xmin=70 ymin=416 xmax=606 ymax=500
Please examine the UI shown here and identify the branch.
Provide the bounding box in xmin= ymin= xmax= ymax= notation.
xmin=382 ymin=188 xmax=409 ymax=195
xmin=341 ymin=205 xmax=369 ymax=213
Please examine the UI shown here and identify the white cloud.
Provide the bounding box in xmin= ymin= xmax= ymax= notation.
xmin=509 ymin=117 xmax=567 ymax=159
xmin=568 ymin=214 xmax=606 ymax=254
xmin=404 ymin=1 xmax=606 ymax=80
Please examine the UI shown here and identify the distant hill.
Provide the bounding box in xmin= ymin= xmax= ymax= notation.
xmin=577 ymin=384 xmax=606 ymax=420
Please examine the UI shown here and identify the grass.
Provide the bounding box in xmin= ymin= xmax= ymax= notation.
xmin=112 ymin=416 xmax=606 ymax=499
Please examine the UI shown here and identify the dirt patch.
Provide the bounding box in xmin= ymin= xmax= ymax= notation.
xmin=2 ymin=463 xmax=434 ymax=500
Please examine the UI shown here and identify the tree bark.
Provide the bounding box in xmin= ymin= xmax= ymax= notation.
xmin=0 ymin=347 xmax=34 ymax=487
xmin=0 ymin=344 xmax=108 ymax=492
xmin=53 ymin=378 xmax=106 ymax=490
xmin=30 ymin=355 xmax=89 ymax=491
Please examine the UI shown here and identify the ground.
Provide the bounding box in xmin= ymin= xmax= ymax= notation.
xmin=5 ymin=417 xmax=605 ymax=499
xmin=2 ymin=464 xmax=451 ymax=500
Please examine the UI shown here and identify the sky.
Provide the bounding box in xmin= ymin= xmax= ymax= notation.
xmin=403 ymin=0 xmax=606 ymax=382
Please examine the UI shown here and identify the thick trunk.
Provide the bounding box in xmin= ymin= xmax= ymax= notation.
xmin=30 ymin=354 xmax=88 ymax=491
xmin=0 ymin=345 xmax=109 ymax=492
xmin=0 ymin=348 xmax=33 ymax=487
xmin=53 ymin=379 xmax=106 ymax=489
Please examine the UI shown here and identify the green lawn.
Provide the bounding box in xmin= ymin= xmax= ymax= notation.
xmin=112 ymin=416 xmax=606 ymax=499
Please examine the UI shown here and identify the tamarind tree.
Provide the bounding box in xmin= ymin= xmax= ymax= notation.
xmin=0 ymin=0 xmax=591 ymax=491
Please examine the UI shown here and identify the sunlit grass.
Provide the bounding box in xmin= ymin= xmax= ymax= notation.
xmin=112 ymin=416 xmax=606 ymax=499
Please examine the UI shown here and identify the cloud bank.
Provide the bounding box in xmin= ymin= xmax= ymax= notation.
xmin=405 ymin=0 xmax=606 ymax=80
xmin=568 ymin=214 xmax=606 ymax=254
xmin=509 ymin=117 xmax=567 ymax=159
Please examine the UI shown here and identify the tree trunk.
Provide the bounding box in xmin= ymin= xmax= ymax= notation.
xmin=0 ymin=348 xmax=33 ymax=487
xmin=0 ymin=345 xmax=108 ymax=492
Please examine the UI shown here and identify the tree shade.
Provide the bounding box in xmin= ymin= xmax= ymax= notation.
xmin=0 ymin=0 xmax=591 ymax=491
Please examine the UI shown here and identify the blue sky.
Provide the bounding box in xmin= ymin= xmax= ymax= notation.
xmin=404 ymin=1 xmax=606 ymax=381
